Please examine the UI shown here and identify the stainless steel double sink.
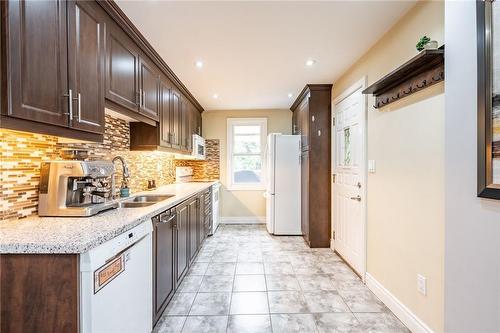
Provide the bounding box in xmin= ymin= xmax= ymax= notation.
xmin=119 ymin=194 xmax=174 ymax=208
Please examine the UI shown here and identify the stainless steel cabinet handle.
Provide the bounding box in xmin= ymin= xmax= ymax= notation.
xmin=139 ymin=89 xmax=143 ymax=107
xmin=76 ymin=93 xmax=81 ymax=122
xmin=350 ymin=195 xmax=361 ymax=201
xmin=64 ymin=89 xmax=73 ymax=121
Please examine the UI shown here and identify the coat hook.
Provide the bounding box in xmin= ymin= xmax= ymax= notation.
xmin=416 ymin=80 xmax=427 ymax=89
xmin=403 ymin=86 xmax=412 ymax=95
xmin=392 ymin=93 xmax=400 ymax=100
xmin=432 ymin=72 xmax=444 ymax=82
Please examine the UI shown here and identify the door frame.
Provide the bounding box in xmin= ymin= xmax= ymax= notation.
xmin=331 ymin=76 xmax=368 ymax=281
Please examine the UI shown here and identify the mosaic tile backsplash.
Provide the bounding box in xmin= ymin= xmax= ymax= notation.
xmin=0 ymin=115 xmax=219 ymax=221
xmin=175 ymin=139 xmax=220 ymax=181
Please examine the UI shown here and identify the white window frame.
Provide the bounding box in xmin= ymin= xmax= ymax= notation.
xmin=226 ymin=117 xmax=267 ymax=191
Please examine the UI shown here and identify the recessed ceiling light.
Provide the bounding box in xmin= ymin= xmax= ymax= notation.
xmin=195 ymin=60 xmax=204 ymax=68
xmin=212 ymin=94 xmax=219 ymax=99
xmin=288 ymin=93 xmax=293 ymax=98
xmin=305 ymin=59 xmax=316 ymax=67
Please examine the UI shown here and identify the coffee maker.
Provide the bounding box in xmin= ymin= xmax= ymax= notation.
xmin=38 ymin=160 xmax=119 ymax=217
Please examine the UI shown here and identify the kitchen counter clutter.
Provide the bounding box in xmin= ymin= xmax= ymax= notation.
xmin=0 ymin=181 xmax=218 ymax=254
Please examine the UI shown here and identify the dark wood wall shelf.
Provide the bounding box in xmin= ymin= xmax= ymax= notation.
xmin=362 ymin=46 xmax=444 ymax=108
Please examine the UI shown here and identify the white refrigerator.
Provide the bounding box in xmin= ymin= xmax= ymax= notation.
xmin=265 ymin=133 xmax=302 ymax=235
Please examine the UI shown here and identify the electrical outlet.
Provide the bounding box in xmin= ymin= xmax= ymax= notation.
xmin=417 ymin=274 xmax=427 ymax=295
xmin=368 ymin=160 xmax=376 ymax=173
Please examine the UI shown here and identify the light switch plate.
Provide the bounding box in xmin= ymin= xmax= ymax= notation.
xmin=417 ymin=274 xmax=427 ymax=295
xmin=368 ymin=160 xmax=376 ymax=173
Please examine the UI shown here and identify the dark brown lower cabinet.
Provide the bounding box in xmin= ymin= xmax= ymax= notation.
xmin=175 ymin=200 xmax=189 ymax=287
xmin=152 ymin=189 xmax=211 ymax=325
xmin=0 ymin=254 xmax=79 ymax=333
xmin=153 ymin=210 xmax=175 ymax=324
xmin=188 ymin=196 xmax=200 ymax=264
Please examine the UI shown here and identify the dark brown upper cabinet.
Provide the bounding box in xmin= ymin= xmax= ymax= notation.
xmin=1 ymin=0 xmax=105 ymax=141
xmin=105 ymin=19 xmax=160 ymax=123
xmin=3 ymin=0 xmax=69 ymax=128
xmin=138 ymin=57 xmax=160 ymax=121
xmin=180 ymin=99 xmax=190 ymax=151
xmin=170 ymin=90 xmax=182 ymax=150
xmin=105 ymin=22 xmax=140 ymax=113
xmin=129 ymin=81 xmax=202 ymax=154
xmin=67 ymin=0 xmax=106 ymax=134
xmin=188 ymin=101 xmax=202 ymax=138
xmin=2 ymin=0 xmax=203 ymax=142
xmin=159 ymin=78 xmax=172 ymax=147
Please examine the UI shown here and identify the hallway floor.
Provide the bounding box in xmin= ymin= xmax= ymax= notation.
xmin=154 ymin=224 xmax=409 ymax=333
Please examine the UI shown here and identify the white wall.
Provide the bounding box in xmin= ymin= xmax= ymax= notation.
xmin=202 ymin=109 xmax=292 ymax=219
xmin=332 ymin=2 xmax=445 ymax=331
xmin=444 ymin=2 xmax=500 ymax=332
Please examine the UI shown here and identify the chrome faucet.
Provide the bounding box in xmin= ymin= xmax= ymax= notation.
xmin=111 ymin=155 xmax=130 ymax=198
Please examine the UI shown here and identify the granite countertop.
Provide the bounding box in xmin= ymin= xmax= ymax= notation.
xmin=0 ymin=181 xmax=218 ymax=254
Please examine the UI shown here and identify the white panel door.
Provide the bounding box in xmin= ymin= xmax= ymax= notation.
xmin=332 ymin=81 xmax=366 ymax=277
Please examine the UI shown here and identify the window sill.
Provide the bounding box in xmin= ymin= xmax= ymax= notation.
xmin=227 ymin=185 xmax=265 ymax=191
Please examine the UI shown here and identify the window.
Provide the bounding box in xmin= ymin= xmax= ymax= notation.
xmin=227 ymin=118 xmax=267 ymax=190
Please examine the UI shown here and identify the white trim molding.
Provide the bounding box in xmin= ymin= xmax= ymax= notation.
xmin=220 ymin=216 xmax=266 ymax=224
xmin=365 ymin=273 xmax=435 ymax=333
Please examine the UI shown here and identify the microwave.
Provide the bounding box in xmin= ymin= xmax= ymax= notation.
xmin=192 ymin=134 xmax=206 ymax=160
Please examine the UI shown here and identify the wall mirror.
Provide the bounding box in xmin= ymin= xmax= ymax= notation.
xmin=478 ymin=0 xmax=500 ymax=199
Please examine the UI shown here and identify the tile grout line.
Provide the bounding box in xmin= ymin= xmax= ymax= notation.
xmin=263 ymin=260 xmax=274 ymax=333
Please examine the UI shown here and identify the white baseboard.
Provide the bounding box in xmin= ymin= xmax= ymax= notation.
xmin=220 ymin=216 xmax=266 ymax=224
xmin=365 ymin=273 xmax=434 ymax=333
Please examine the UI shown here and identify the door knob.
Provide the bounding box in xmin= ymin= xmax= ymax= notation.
xmin=350 ymin=195 xmax=361 ymax=202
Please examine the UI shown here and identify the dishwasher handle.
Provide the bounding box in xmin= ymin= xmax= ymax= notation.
xmin=105 ymin=234 xmax=148 ymax=264
xmin=160 ymin=212 xmax=176 ymax=223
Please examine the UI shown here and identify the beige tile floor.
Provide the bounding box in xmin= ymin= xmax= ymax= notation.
xmin=154 ymin=224 xmax=410 ymax=333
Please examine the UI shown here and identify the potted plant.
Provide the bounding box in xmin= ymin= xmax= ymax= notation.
xmin=416 ymin=36 xmax=438 ymax=51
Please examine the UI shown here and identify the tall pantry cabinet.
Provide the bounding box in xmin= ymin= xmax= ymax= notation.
xmin=291 ymin=84 xmax=332 ymax=248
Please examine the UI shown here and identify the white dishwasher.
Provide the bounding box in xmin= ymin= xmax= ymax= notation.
xmin=80 ymin=221 xmax=153 ymax=333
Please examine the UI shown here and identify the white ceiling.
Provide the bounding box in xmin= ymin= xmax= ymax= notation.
xmin=116 ymin=1 xmax=415 ymax=110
